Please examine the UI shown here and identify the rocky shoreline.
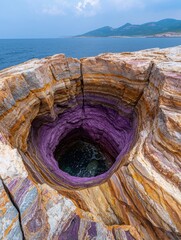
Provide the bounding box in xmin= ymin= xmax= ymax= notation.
xmin=0 ymin=46 xmax=181 ymax=239
xmin=76 ymin=32 xmax=181 ymax=38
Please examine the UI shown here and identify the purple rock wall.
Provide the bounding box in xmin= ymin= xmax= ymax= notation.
xmin=26 ymin=100 xmax=137 ymax=189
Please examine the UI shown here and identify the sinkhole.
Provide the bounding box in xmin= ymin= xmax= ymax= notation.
xmin=27 ymin=104 xmax=137 ymax=188
xmin=54 ymin=129 xmax=115 ymax=178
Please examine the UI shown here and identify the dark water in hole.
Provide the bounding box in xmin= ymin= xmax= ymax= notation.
xmin=55 ymin=140 xmax=114 ymax=177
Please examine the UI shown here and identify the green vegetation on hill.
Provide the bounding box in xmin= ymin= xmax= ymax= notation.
xmin=77 ymin=19 xmax=181 ymax=37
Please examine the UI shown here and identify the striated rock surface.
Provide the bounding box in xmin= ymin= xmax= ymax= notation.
xmin=0 ymin=46 xmax=180 ymax=239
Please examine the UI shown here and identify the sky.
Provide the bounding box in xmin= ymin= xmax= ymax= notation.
xmin=0 ymin=0 xmax=181 ymax=38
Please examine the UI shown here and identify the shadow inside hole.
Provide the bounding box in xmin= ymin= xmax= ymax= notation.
xmin=54 ymin=128 xmax=115 ymax=178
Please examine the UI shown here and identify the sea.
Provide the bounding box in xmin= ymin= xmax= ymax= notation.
xmin=0 ymin=37 xmax=181 ymax=71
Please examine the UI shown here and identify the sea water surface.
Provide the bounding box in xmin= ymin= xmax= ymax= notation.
xmin=0 ymin=37 xmax=180 ymax=70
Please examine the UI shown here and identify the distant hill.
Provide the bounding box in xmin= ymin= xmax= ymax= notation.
xmin=77 ymin=19 xmax=181 ymax=37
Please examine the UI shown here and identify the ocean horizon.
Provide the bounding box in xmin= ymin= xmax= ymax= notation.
xmin=0 ymin=37 xmax=181 ymax=71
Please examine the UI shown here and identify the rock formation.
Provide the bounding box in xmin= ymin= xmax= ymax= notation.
xmin=0 ymin=46 xmax=180 ymax=240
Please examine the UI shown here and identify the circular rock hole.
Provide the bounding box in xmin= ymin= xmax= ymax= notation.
xmin=25 ymin=104 xmax=137 ymax=188
xmin=54 ymin=129 xmax=115 ymax=178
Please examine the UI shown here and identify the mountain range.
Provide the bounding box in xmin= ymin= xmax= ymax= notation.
xmin=77 ymin=19 xmax=181 ymax=37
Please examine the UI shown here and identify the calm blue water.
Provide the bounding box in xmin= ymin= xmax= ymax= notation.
xmin=0 ymin=38 xmax=180 ymax=70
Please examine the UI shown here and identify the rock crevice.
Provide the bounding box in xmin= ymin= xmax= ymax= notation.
xmin=1 ymin=178 xmax=25 ymax=239
xmin=0 ymin=47 xmax=180 ymax=239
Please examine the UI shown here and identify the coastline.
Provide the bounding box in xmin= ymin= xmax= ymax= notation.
xmin=75 ymin=34 xmax=181 ymax=38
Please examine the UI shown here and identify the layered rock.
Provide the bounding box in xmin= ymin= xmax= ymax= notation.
xmin=0 ymin=46 xmax=180 ymax=239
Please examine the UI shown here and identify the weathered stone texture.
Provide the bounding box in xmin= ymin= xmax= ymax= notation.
xmin=0 ymin=46 xmax=180 ymax=239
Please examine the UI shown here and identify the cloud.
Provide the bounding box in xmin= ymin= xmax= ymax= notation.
xmin=42 ymin=6 xmax=65 ymax=15
xmin=27 ymin=0 xmax=100 ymax=17
xmin=27 ymin=0 xmax=168 ymax=17
xmin=27 ymin=0 xmax=71 ymax=15
xmin=76 ymin=0 xmax=100 ymax=16
xmin=42 ymin=0 xmax=71 ymax=15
